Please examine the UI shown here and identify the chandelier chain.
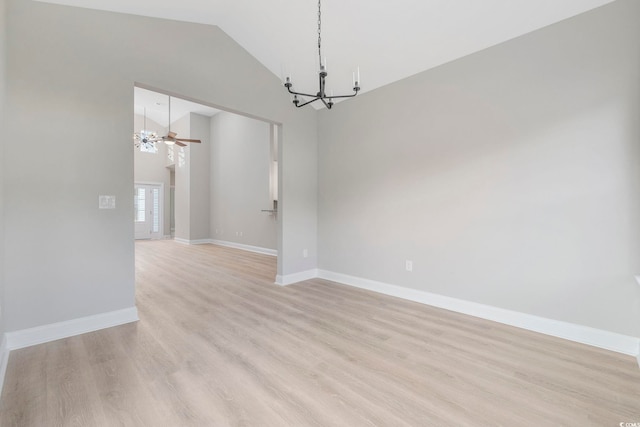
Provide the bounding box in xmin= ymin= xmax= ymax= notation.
xmin=283 ymin=0 xmax=359 ymax=109
xmin=317 ymin=0 xmax=322 ymax=67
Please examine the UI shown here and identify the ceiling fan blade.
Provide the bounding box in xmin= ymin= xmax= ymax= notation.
xmin=175 ymin=141 xmax=187 ymax=147
xmin=176 ymin=138 xmax=202 ymax=143
xmin=167 ymin=131 xmax=178 ymax=139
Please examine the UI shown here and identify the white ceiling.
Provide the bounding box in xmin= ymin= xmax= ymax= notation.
xmin=134 ymin=87 xmax=220 ymax=127
xmin=43 ymin=0 xmax=615 ymax=110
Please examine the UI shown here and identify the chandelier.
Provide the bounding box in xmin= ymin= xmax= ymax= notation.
xmin=133 ymin=108 xmax=161 ymax=150
xmin=284 ymin=0 xmax=360 ymax=109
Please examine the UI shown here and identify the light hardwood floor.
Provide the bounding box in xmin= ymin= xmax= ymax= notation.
xmin=1 ymin=240 xmax=640 ymax=426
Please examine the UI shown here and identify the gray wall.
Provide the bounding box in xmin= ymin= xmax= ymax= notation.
xmin=210 ymin=112 xmax=276 ymax=250
xmin=4 ymin=0 xmax=317 ymax=332
xmin=318 ymin=0 xmax=640 ymax=337
xmin=173 ymin=114 xmax=191 ymax=242
xmin=189 ymin=113 xmax=212 ymax=241
xmin=133 ymin=114 xmax=171 ymax=236
xmin=172 ymin=112 xmax=212 ymax=242
xmin=0 ymin=0 xmax=6 ymax=339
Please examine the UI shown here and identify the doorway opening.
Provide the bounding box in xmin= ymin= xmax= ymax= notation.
xmin=133 ymin=85 xmax=280 ymax=259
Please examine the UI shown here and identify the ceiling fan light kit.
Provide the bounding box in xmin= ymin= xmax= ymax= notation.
xmin=284 ymin=0 xmax=360 ymax=110
xmin=134 ymin=95 xmax=202 ymax=149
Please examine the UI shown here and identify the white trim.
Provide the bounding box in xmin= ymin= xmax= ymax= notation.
xmin=4 ymin=307 xmax=139 ymax=351
xmin=317 ymin=270 xmax=640 ymax=357
xmin=173 ymin=238 xmax=278 ymax=257
xmin=173 ymin=238 xmax=214 ymax=246
xmin=210 ymin=239 xmax=277 ymax=256
xmin=189 ymin=239 xmax=214 ymax=245
xmin=0 ymin=334 xmax=9 ymax=397
xmin=275 ymin=269 xmax=319 ymax=286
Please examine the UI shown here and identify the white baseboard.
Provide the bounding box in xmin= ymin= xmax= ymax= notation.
xmin=175 ymin=238 xmax=214 ymax=245
xmin=4 ymin=307 xmax=139 ymax=351
xmin=173 ymin=238 xmax=278 ymax=257
xmin=190 ymin=239 xmax=215 ymax=245
xmin=210 ymin=239 xmax=277 ymax=257
xmin=275 ymin=269 xmax=319 ymax=286
xmin=0 ymin=334 xmax=8 ymax=397
xmin=317 ymin=270 xmax=640 ymax=357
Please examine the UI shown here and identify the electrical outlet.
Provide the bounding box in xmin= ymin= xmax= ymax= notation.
xmin=303 ymin=249 xmax=308 ymax=258
xmin=635 ymin=276 xmax=640 ymax=286
xmin=405 ymin=260 xmax=413 ymax=272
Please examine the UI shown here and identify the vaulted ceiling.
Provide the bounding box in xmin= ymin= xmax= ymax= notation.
xmin=40 ymin=0 xmax=615 ymax=109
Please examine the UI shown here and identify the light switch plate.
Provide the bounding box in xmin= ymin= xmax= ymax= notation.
xmin=99 ymin=195 xmax=116 ymax=209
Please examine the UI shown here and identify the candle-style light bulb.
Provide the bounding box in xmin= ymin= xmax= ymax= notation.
xmin=320 ymin=57 xmax=327 ymax=72
xmin=353 ymin=66 xmax=361 ymax=91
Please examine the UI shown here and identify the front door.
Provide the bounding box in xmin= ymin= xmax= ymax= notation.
xmin=134 ymin=183 xmax=162 ymax=240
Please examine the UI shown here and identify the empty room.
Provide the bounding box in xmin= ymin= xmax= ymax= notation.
xmin=1 ymin=0 xmax=639 ymax=425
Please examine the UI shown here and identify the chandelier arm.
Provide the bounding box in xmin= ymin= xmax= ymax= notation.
xmin=295 ymin=97 xmax=323 ymax=108
xmin=326 ymin=91 xmax=359 ymax=100
xmin=286 ymin=86 xmax=319 ymax=99
xmin=320 ymin=97 xmax=332 ymax=109
xmin=287 ymin=84 xmax=356 ymax=101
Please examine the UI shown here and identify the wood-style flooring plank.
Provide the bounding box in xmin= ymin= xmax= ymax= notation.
xmin=0 ymin=344 xmax=49 ymax=427
xmin=1 ymin=239 xmax=640 ymax=426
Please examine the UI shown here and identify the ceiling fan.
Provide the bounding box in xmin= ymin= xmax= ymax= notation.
xmin=161 ymin=96 xmax=201 ymax=147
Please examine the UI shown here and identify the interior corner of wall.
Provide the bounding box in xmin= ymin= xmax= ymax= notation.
xmin=0 ymin=333 xmax=9 ymax=397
